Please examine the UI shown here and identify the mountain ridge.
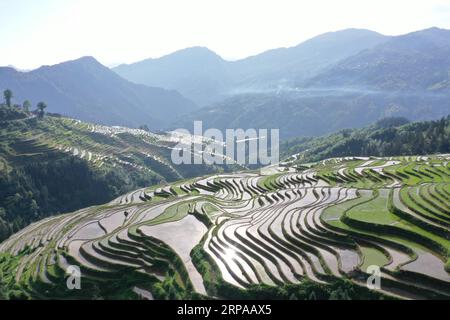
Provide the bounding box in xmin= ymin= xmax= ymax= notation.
xmin=0 ymin=56 xmax=196 ymax=129
xmin=171 ymin=27 xmax=450 ymax=138
xmin=305 ymin=27 xmax=450 ymax=91
xmin=113 ymin=28 xmax=389 ymax=105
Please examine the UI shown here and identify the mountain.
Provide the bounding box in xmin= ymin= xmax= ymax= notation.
xmin=114 ymin=47 xmax=232 ymax=106
xmin=229 ymin=28 xmax=388 ymax=90
xmin=306 ymin=27 xmax=450 ymax=91
xmin=114 ymin=29 xmax=388 ymax=105
xmin=171 ymin=86 xmax=450 ymax=139
xmin=172 ymin=28 xmax=450 ymax=139
xmin=0 ymin=56 xmax=196 ymax=129
xmin=4 ymin=28 xmax=449 ymax=140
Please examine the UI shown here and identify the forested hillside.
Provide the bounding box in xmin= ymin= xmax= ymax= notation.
xmin=282 ymin=116 xmax=450 ymax=163
xmin=0 ymin=103 xmax=236 ymax=241
xmin=0 ymin=111 xmax=157 ymax=240
xmin=0 ymin=156 xmax=150 ymax=241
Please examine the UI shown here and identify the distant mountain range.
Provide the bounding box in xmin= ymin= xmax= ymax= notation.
xmin=114 ymin=29 xmax=388 ymax=106
xmin=305 ymin=27 xmax=450 ymax=91
xmin=114 ymin=47 xmax=232 ymax=107
xmin=0 ymin=57 xmax=195 ymax=129
xmin=2 ymin=27 xmax=450 ymax=138
xmin=169 ymin=28 xmax=450 ymax=138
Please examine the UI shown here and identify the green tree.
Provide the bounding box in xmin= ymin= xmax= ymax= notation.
xmin=36 ymin=102 xmax=47 ymax=118
xmin=22 ymin=100 xmax=31 ymax=113
xmin=3 ymin=89 xmax=13 ymax=108
xmin=329 ymin=287 xmax=350 ymax=300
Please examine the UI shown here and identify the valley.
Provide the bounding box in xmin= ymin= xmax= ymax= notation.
xmin=1 ymin=154 xmax=448 ymax=300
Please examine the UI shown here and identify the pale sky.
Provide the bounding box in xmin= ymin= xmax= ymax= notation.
xmin=1 ymin=0 xmax=450 ymax=70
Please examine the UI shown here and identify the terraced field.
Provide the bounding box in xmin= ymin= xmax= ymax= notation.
xmin=0 ymin=116 xmax=243 ymax=182
xmin=0 ymin=155 xmax=449 ymax=299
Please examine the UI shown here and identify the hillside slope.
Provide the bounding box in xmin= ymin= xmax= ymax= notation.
xmin=172 ymin=86 xmax=450 ymax=140
xmin=281 ymin=116 xmax=450 ymax=163
xmin=0 ymin=57 xmax=196 ymax=129
xmin=306 ymin=28 xmax=450 ymax=91
xmin=0 ymin=154 xmax=448 ymax=300
xmin=0 ymin=111 xmax=238 ymax=241
xmin=229 ymin=29 xmax=388 ymax=90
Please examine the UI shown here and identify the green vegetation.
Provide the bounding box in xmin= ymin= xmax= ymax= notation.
xmin=282 ymin=116 xmax=450 ymax=164
xmin=0 ymin=105 xmax=28 ymax=121
xmin=148 ymin=202 xmax=191 ymax=225
xmin=359 ymin=246 xmax=390 ymax=271
xmin=0 ymin=154 xmax=448 ymax=300
xmin=0 ymin=92 xmax=448 ymax=300
xmin=0 ymin=156 xmax=153 ymax=241
xmin=3 ymin=89 xmax=13 ymax=108
xmin=346 ymin=190 xmax=398 ymax=225
xmin=0 ymin=99 xmax=237 ymax=241
xmin=36 ymin=102 xmax=47 ymax=119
